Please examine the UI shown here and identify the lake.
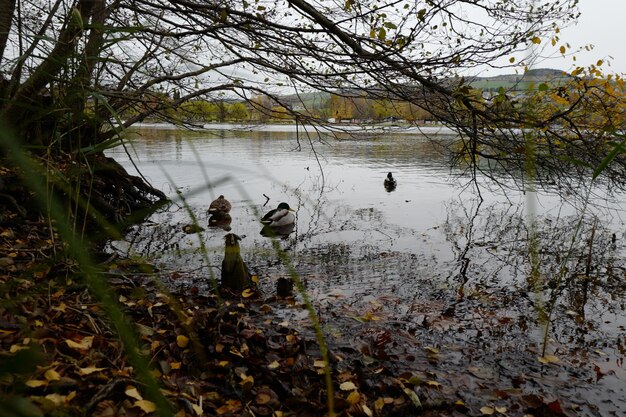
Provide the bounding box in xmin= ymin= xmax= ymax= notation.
xmin=106 ymin=123 xmax=626 ymax=415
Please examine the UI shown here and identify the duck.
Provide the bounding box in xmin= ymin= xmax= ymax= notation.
xmin=220 ymin=233 xmax=251 ymax=292
xmin=384 ymin=172 xmax=397 ymax=191
xmin=208 ymin=195 xmax=231 ymax=218
xmin=261 ymin=202 xmax=295 ymax=227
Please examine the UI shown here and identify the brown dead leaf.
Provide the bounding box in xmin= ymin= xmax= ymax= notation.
xmin=480 ymin=406 xmax=495 ymax=415
xmin=240 ymin=374 xmax=254 ymax=390
xmin=51 ymin=303 xmax=67 ymax=313
xmin=65 ymin=336 xmax=93 ymax=351
xmin=77 ymin=366 xmax=106 ymax=376
xmin=134 ymin=400 xmax=157 ymax=413
xmin=216 ymin=399 xmax=242 ymax=415
xmin=93 ymin=400 xmax=117 ymax=417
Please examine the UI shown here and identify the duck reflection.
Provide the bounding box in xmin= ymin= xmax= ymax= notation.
xmin=260 ymin=222 xmax=295 ymax=239
xmin=208 ymin=213 xmax=232 ymax=231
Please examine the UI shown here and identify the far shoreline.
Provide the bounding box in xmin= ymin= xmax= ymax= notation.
xmin=129 ymin=121 xmax=456 ymax=135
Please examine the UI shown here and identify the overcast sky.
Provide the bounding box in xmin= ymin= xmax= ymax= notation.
xmin=547 ymin=0 xmax=624 ymax=74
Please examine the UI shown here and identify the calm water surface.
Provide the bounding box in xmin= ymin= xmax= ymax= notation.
xmin=106 ymin=124 xmax=626 ymax=414
xmin=107 ymin=124 xmax=621 ymax=282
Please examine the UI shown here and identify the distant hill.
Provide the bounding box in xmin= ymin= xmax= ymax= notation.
xmin=280 ymin=91 xmax=330 ymax=110
xmin=466 ymin=68 xmax=570 ymax=92
xmin=277 ymin=68 xmax=570 ymax=106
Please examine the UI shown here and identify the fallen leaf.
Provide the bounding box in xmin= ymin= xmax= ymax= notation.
xmin=44 ymin=369 xmax=61 ymax=382
xmin=170 ymin=362 xmax=181 ymax=370
xmin=192 ymin=403 xmax=203 ymax=415
xmin=538 ymin=355 xmax=560 ymax=364
xmin=66 ymin=336 xmax=93 ymax=351
xmin=45 ymin=393 xmax=67 ymax=406
xmin=125 ymin=386 xmax=143 ymax=401
xmin=93 ymin=399 xmax=117 ymax=417
xmin=548 ymin=399 xmax=563 ymax=414
xmin=374 ymin=397 xmax=386 ymax=412
xmin=340 ymin=381 xmax=358 ymax=391
xmin=25 ymin=379 xmax=47 ymax=388
xmin=401 ymin=385 xmax=422 ymax=410
xmin=9 ymin=344 xmax=29 ymax=353
xmin=134 ymin=400 xmax=157 ymax=413
xmin=216 ymin=399 xmax=242 ymax=415
xmin=176 ymin=335 xmax=190 ymax=348
xmin=51 ymin=303 xmax=67 ymax=312
xmin=77 ymin=366 xmax=106 ymax=376
xmin=136 ymin=323 xmax=155 ymax=336
xmin=313 ymin=360 xmax=326 ymax=368
xmin=347 ymin=390 xmax=360 ymax=404
xmin=480 ymin=406 xmax=495 ymax=415
xmin=242 ymin=288 xmax=254 ymax=298
xmin=268 ymin=361 xmax=280 ymax=369
xmin=240 ymin=375 xmax=254 ymax=390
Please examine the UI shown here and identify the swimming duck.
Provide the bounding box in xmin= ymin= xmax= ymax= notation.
xmin=208 ymin=195 xmax=231 ymax=217
xmin=384 ymin=172 xmax=397 ymax=191
xmin=261 ymin=202 xmax=295 ymax=227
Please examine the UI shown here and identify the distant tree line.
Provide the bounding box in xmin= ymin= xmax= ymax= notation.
xmin=127 ymin=92 xmax=435 ymax=124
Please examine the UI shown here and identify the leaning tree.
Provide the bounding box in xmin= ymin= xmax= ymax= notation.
xmin=1 ymin=0 xmax=621 ymax=227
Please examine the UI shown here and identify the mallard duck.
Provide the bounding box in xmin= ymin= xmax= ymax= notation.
xmin=261 ymin=202 xmax=295 ymax=227
xmin=208 ymin=195 xmax=231 ymax=217
xmin=384 ymin=172 xmax=397 ymax=190
xmin=221 ymin=233 xmax=251 ymax=292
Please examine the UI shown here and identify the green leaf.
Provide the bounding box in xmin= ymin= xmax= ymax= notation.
xmin=378 ymin=27 xmax=387 ymax=41
xmin=538 ymin=83 xmax=549 ymax=91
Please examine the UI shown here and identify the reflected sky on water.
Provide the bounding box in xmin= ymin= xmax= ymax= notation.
xmin=106 ymin=124 xmax=625 ymax=284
